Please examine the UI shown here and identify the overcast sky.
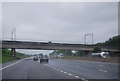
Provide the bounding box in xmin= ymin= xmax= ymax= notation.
xmin=2 ymin=2 xmax=118 ymax=55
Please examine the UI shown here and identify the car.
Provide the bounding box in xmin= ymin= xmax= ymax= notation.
xmin=38 ymin=53 xmax=43 ymax=58
xmin=40 ymin=55 xmax=49 ymax=63
xmin=48 ymin=41 xmax=52 ymax=43
xmin=33 ymin=55 xmax=38 ymax=61
xmin=101 ymin=52 xmax=110 ymax=58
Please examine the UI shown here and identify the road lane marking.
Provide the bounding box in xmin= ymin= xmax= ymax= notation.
xmin=99 ymin=70 xmax=108 ymax=72
xmin=44 ymin=64 xmax=58 ymax=70
xmin=81 ymin=78 xmax=89 ymax=81
xmin=44 ymin=64 xmax=83 ymax=79
xmin=44 ymin=64 xmax=60 ymax=70
xmin=81 ymin=78 xmax=88 ymax=81
xmin=74 ymin=76 xmax=79 ymax=78
xmin=60 ymin=70 xmax=63 ymax=72
xmin=60 ymin=70 xmax=67 ymax=74
xmin=68 ymin=73 xmax=72 ymax=76
xmin=81 ymin=78 xmax=85 ymax=80
xmin=57 ymin=68 xmax=60 ymax=70
xmin=84 ymin=63 xmax=87 ymax=64
xmin=53 ymin=67 xmax=57 ymax=70
xmin=0 ymin=59 xmax=24 ymax=70
xmin=99 ymin=65 xmax=103 ymax=66
xmin=63 ymin=72 xmax=67 ymax=74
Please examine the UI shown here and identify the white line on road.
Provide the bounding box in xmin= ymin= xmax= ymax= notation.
xmin=45 ymin=64 xmax=55 ymax=69
xmin=84 ymin=63 xmax=87 ymax=64
xmin=44 ymin=64 xmax=83 ymax=79
xmin=63 ymin=72 xmax=67 ymax=74
xmin=99 ymin=69 xmax=108 ymax=72
xmin=99 ymin=65 xmax=103 ymax=66
xmin=60 ymin=70 xmax=63 ymax=72
xmin=68 ymin=73 xmax=73 ymax=76
xmin=57 ymin=68 xmax=60 ymax=70
xmin=74 ymin=76 xmax=79 ymax=78
xmin=0 ymin=59 xmax=24 ymax=70
xmin=81 ymin=78 xmax=88 ymax=81
xmin=53 ymin=67 xmax=57 ymax=70
xmin=81 ymin=78 xmax=89 ymax=81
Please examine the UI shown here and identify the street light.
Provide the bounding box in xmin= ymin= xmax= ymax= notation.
xmin=11 ymin=27 xmax=16 ymax=41
xmin=84 ymin=33 xmax=93 ymax=45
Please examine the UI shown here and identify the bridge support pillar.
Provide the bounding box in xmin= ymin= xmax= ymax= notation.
xmin=11 ymin=48 xmax=16 ymax=57
xmin=83 ymin=51 xmax=92 ymax=57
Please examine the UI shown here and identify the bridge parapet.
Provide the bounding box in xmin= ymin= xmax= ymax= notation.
xmin=2 ymin=40 xmax=119 ymax=52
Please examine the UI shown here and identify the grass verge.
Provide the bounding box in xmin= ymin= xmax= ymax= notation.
xmin=0 ymin=54 xmax=1 ymax=63
xmin=1 ymin=49 xmax=30 ymax=63
xmin=61 ymin=56 xmax=119 ymax=63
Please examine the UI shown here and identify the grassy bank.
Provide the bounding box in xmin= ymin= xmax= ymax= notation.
xmin=61 ymin=56 xmax=119 ymax=63
xmin=1 ymin=49 xmax=30 ymax=63
xmin=0 ymin=49 xmax=2 ymax=63
xmin=0 ymin=54 xmax=1 ymax=63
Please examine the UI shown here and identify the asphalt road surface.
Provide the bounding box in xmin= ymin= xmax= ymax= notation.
xmin=1 ymin=57 xmax=119 ymax=80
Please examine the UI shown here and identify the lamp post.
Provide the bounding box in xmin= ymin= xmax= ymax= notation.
xmin=11 ymin=27 xmax=16 ymax=41
xmin=84 ymin=33 xmax=93 ymax=45
xmin=84 ymin=33 xmax=94 ymax=57
xmin=11 ymin=27 xmax=16 ymax=57
xmin=92 ymin=33 xmax=93 ymax=45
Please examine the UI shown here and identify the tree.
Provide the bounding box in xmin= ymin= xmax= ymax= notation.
xmin=96 ymin=35 xmax=120 ymax=47
xmin=93 ymin=47 xmax=101 ymax=53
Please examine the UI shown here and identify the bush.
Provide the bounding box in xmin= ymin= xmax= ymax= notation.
xmin=93 ymin=47 xmax=101 ymax=53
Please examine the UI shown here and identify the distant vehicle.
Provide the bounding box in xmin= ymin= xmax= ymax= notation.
xmin=55 ymin=56 xmax=59 ymax=58
xmin=33 ymin=55 xmax=38 ymax=61
xmin=38 ymin=53 xmax=43 ymax=58
xmin=58 ymin=54 xmax=63 ymax=58
xmin=92 ymin=52 xmax=110 ymax=58
xmin=48 ymin=41 xmax=52 ymax=43
xmin=40 ymin=55 xmax=49 ymax=63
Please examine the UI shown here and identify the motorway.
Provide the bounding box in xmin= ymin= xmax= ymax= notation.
xmin=1 ymin=57 xmax=119 ymax=80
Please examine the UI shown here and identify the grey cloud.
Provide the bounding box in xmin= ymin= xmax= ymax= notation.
xmin=2 ymin=2 xmax=118 ymax=54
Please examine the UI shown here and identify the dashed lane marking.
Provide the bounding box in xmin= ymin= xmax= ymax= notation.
xmin=99 ymin=65 xmax=103 ymax=66
xmin=74 ymin=76 xmax=79 ymax=78
xmin=68 ymin=73 xmax=73 ymax=76
xmin=63 ymin=72 xmax=67 ymax=74
xmin=60 ymin=70 xmax=63 ymax=72
xmin=57 ymin=68 xmax=60 ymax=70
xmin=99 ymin=70 xmax=108 ymax=72
xmin=81 ymin=77 xmax=89 ymax=81
xmin=44 ymin=64 xmax=88 ymax=80
xmin=81 ymin=78 xmax=85 ymax=80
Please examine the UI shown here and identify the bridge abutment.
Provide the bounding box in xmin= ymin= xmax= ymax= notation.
xmin=83 ymin=51 xmax=92 ymax=57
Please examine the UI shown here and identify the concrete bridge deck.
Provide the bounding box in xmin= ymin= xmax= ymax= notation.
xmin=1 ymin=40 xmax=119 ymax=52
